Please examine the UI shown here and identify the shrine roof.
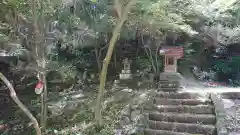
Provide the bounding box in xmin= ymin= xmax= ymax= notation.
xmin=159 ymin=46 xmax=184 ymax=58
xmin=160 ymin=46 xmax=183 ymax=50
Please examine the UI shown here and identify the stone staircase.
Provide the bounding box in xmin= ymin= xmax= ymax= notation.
xmin=142 ymin=80 xmax=217 ymax=135
xmin=158 ymin=80 xmax=180 ymax=92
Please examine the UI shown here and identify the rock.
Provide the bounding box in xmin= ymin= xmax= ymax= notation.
xmin=121 ymin=105 xmax=131 ymax=116
xmin=218 ymin=128 xmax=228 ymax=135
xmin=48 ymin=100 xmax=67 ymax=116
xmin=119 ymin=73 xmax=132 ymax=80
xmin=48 ymin=92 xmax=87 ymax=116
xmin=131 ymin=110 xmax=141 ymax=121
xmin=131 ymin=104 xmax=139 ymax=110
xmin=113 ymin=91 xmax=132 ymax=102
xmin=125 ymin=70 xmax=131 ymax=74
xmin=120 ymin=116 xmax=131 ymax=126
xmin=115 ymin=129 xmax=123 ymax=135
xmin=138 ymin=114 xmax=148 ymax=126
xmin=113 ymin=80 xmax=120 ymax=87
xmin=229 ymin=132 xmax=240 ymax=135
xmin=222 ymin=99 xmax=235 ymax=109
xmin=72 ymin=93 xmax=84 ymax=99
xmin=121 ymin=88 xmax=132 ymax=93
xmin=128 ymin=126 xmax=138 ymax=134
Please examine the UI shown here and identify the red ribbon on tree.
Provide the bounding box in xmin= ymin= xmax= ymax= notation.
xmin=35 ymin=81 xmax=44 ymax=94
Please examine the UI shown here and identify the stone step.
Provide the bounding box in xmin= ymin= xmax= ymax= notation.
xmin=149 ymin=113 xmax=216 ymax=124
xmin=144 ymin=128 xmax=205 ymax=135
xmin=155 ymin=92 xmax=206 ymax=99
xmin=158 ymin=88 xmax=179 ymax=92
xmin=159 ymin=80 xmax=180 ymax=84
xmin=145 ymin=105 xmax=214 ymax=114
xmin=159 ymin=83 xmax=179 ymax=87
xmin=148 ymin=120 xmax=216 ymax=135
xmin=159 ymin=86 xmax=179 ymax=90
xmin=221 ymin=92 xmax=240 ymax=99
xmin=154 ymin=98 xmax=212 ymax=106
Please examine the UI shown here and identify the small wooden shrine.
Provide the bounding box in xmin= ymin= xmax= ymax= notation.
xmin=159 ymin=46 xmax=183 ymax=72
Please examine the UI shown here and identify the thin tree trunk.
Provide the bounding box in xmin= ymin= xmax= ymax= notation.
xmin=40 ymin=71 xmax=47 ymax=130
xmin=31 ymin=0 xmax=48 ymax=130
xmin=114 ymin=49 xmax=117 ymax=69
xmin=40 ymin=92 xmax=44 ymax=128
xmin=94 ymin=0 xmax=135 ymax=126
xmin=148 ymin=47 xmax=157 ymax=73
xmin=42 ymin=72 xmax=47 ymax=129
xmin=0 ymin=72 xmax=41 ymax=135
xmin=95 ymin=48 xmax=101 ymax=73
xmin=155 ymin=45 xmax=161 ymax=74
xmin=96 ymin=44 xmax=109 ymax=72
xmin=142 ymin=35 xmax=157 ymax=73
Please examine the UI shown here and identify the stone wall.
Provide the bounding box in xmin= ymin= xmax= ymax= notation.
xmin=210 ymin=94 xmax=228 ymax=135
xmin=211 ymin=93 xmax=240 ymax=135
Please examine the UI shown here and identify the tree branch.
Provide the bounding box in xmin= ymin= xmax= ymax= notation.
xmin=114 ymin=0 xmax=122 ymax=19
xmin=0 ymin=72 xmax=41 ymax=135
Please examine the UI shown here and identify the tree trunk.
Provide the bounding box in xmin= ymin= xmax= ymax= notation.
xmin=155 ymin=44 xmax=162 ymax=74
xmin=0 ymin=72 xmax=41 ymax=135
xmin=148 ymin=47 xmax=157 ymax=73
xmin=114 ymin=49 xmax=117 ymax=69
xmin=40 ymin=71 xmax=47 ymax=130
xmin=94 ymin=0 xmax=135 ymax=126
xmin=95 ymin=48 xmax=102 ymax=73
xmin=141 ymin=34 xmax=157 ymax=73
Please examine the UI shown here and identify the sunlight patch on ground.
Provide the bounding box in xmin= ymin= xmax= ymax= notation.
xmin=222 ymin=99 xmax=235 ymax=108
xmin=196 ymin=97 xmax=208 ymax=102
xmin=179 ymin=87 xmax=240 ymax=93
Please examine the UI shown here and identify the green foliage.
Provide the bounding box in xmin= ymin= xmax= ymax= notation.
xmin=213 ymin=60 xmax=232 ymax=73
xmin=0 ymin=33 xmax=9 ymax=43
xmin=214 ymin=56 xmax=240 ymax=74
xmin=129 ymin=0 xmax=199 ymax=36
xmin=47 ymin=61 xmax=78 ymax=82
xmin=136 ymin=57 xmax=152 ymax=70
xmin=135 ymin=55 xmax=163 ymax=73
xmin=0 ymin=22 xmax=10 ymax=43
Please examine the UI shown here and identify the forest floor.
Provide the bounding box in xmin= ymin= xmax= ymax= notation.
xmin=1 ymin=72 xmax=240 ymax=135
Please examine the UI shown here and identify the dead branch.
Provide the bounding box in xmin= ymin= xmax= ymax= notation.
xmin=0 ymin=72 xmax=41 ymax=135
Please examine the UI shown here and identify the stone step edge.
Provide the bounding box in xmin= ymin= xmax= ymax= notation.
xmin=144 ymin=128 xmax=205 ymax=135
xmin=153 ymin=104 xmax=214 ymax=108
xmin=147 ymin=120 xmax=216 ymax=128
xmin=154 ymin=93 xmax=210 ymax=99
xmin=147 ymin=120 xmax=216 ymax=135
xmin=148 ymin=112 xmax=216 ymax=118
xmin=154 ymin=98 xmax=212 ymax=101
xmin=154 ymin=98 xmax=212 ymax=105
xmin=142 ymin=105 xmax=214 ymax=114
xmin=148 ymin=112 xmax=216 ymax=124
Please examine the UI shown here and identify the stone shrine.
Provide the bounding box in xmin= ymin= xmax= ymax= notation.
xmin=159 ymin=46 xmax=183 ymax=73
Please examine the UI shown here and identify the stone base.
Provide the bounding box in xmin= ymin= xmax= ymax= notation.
xmin=160 ymin=72 xmax=184 ymax=81
xmin=119 ymin=73 xmax=132 ymax=80
xmin=121 ymin=70 xmax=131 ymax=74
